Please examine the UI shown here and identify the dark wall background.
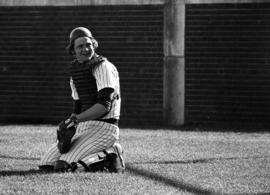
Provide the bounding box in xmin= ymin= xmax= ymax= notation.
xmin=0 ymin=5 xmax=164 ymax=126
xmin=185 ymin=3 xmax=270 ymax=126
xmin=1 ymin=3 xmax=269 ymax=127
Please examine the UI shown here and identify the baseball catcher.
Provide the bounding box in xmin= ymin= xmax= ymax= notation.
xmin=38 ymin=27 xmax=125 ymax=173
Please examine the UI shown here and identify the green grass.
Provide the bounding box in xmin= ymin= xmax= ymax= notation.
xmin=0 ymin=125 xmax=270 ymax=195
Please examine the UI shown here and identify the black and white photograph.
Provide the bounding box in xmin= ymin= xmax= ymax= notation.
xmin=0 ymin=0 xmax=269 ymax=194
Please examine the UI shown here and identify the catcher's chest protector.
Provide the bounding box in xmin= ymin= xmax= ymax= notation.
xmin=70 ymin=56 xmax=105 ymax=112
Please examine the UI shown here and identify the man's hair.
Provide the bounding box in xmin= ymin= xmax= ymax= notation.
xmin=66 ymin=27 xmax=99 ymax=55
xmin=66 ymin=37 xmax=98 ymax=55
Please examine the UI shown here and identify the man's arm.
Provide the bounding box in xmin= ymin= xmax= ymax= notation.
xmin=75 ymin=87 xmax=115 ymax=122
xmin=75 ymin=103 xmax=107 ymax=122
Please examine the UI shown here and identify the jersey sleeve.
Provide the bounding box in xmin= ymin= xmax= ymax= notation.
xmin=70 ymin=77 xmax=79 ymax=100
xmin=93 ymin=60 xmax=119 ymax=91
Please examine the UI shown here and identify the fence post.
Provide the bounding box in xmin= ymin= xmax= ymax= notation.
xmin=164 ymin=0 xmax=185 ymax=126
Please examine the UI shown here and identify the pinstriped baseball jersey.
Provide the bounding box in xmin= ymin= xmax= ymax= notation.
xmin=70 ymin=57 xmax=121 ymax=119
xmin=93 ymin=59 xmax=121 ymax=119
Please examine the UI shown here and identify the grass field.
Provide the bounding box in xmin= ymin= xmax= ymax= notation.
xmin=0 ymin=125 xmax=270 ymax=195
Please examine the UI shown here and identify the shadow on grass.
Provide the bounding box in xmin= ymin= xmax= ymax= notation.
xmin=0 ymin=155 xmax=49 ymax=176
xmin=0 ymin=155 xmax=269 ymax=195
xmin=0 ymin=169 xmax=53 ymax=176
xmin=126 ymin=164 xmax=270 ymax=195
xmin=0 ymin=155 xmax=40 ymax=161
xmin=127 ymin=155 xmax=270 ymax=195
xmin=126 ymin=163 xmax=222 ymax=195
xmin=131 ymin=155 xmax=270 ymax=165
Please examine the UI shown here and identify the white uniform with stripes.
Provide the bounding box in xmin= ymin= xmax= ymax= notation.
xmin=40 ymin=59 xmax=121 ymax=165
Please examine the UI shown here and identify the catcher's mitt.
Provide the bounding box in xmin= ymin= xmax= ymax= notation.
xmin=57 ymin=116 xmax=78 ymax=154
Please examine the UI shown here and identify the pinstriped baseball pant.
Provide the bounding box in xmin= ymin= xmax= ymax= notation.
xmin=40 ymin=120 xmax=119 ymax=166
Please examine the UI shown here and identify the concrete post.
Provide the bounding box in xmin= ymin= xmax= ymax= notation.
xmin=163 ymin=0 xmax=185 ymax=126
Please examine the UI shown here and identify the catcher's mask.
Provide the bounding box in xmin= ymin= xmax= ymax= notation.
xmin=66 ymin=27 xmax=98 ymax=55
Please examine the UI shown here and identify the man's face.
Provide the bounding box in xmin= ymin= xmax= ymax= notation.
xmin=73 ymin=37 xmax=95 ymax=63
